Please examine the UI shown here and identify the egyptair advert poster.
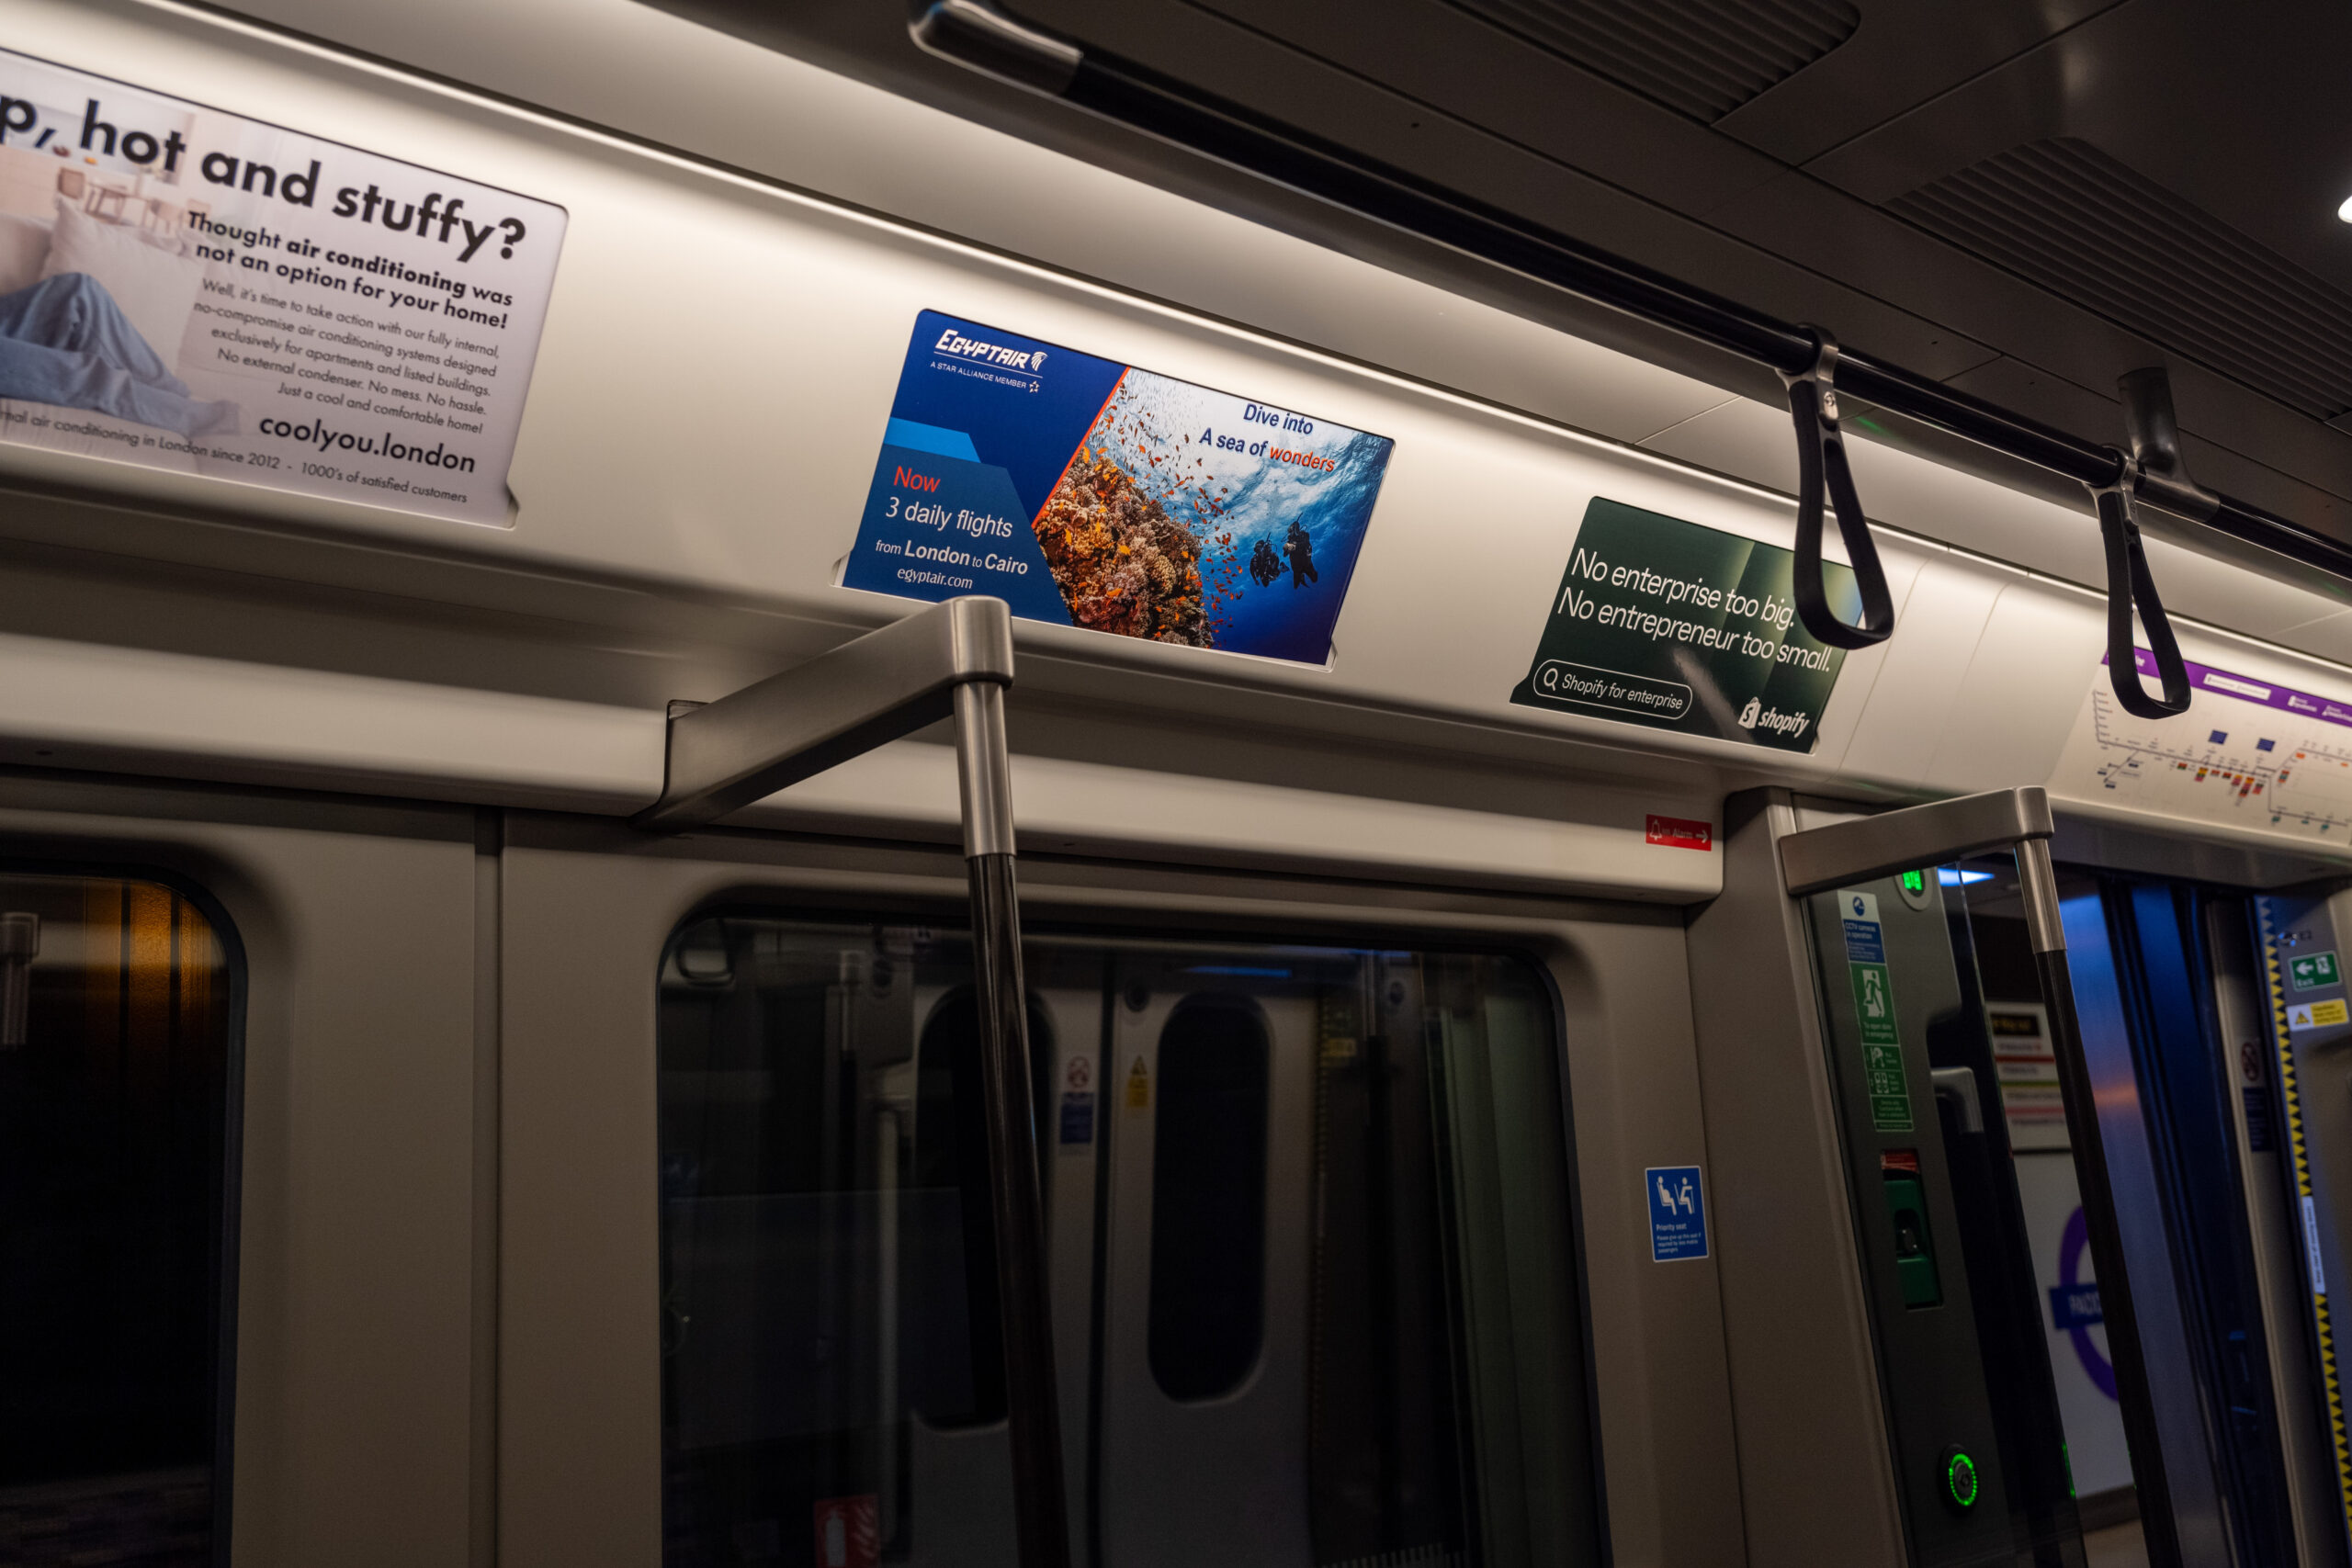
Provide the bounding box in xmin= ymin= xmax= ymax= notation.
xmin=0 ymin=48 xmax=566 ymax=527
xmin=842 ymin=310 xmax=1396 ymax=665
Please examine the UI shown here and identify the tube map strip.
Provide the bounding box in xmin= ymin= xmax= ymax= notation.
xmin=842 ymin=310 xmax=1395 ymax=665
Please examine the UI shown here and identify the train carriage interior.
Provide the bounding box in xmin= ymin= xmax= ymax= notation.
xmin=8 ymin=2 xmax=2352 ymax=1566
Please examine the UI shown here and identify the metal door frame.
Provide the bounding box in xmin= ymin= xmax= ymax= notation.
xmin=1690 ymin=785 xmax=2179 ymax=1568
xmin=492 ymin=811 xmax=1739 ymax=1565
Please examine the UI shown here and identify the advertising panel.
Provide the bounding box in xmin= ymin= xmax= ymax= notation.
xmin=0 ymin=49 xmax=565 ymax=526
xmin=843 ymin=311 xmax=1394 ymax=665
xmin=1511 ymin=497 xmax=1859 ymax=751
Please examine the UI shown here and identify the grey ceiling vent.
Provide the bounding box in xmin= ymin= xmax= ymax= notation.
xmin=1451 ymin=0 xmax=1860 ymax=121
xmin=1888 ymin=138 xmax=2352 ymax=421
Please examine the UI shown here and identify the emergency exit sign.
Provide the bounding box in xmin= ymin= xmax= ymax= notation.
xmin=2290 ymin=951 xmax=2340 ymax=990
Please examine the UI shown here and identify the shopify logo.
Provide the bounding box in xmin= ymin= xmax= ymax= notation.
xmin=1737 ymin=696 xmax=1810 ymax=738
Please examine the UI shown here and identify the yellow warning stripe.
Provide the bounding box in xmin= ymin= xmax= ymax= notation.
xmin=2259 ymin=897 xmax=2352 ymax=1530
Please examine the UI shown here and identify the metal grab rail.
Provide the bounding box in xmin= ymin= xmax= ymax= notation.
xmin=1781 ymin=788 xmax=2183 ymax=1568
xmin=2094 ymin=479 xmax=2193 ymax=718
xmin=637 ymin=596 xmax=1072 ymax=1568
xmin=1781 ymin=329 xmax=1895 ymax=650
xmin=2092 ymin=368 xmax=2200 ymax=718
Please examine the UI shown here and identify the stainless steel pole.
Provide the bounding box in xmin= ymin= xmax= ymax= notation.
xmin=2015 ymin=838 xmax=2180 ymax=1568
xmin=954 ymin=680 xmax=1070 ymax=1568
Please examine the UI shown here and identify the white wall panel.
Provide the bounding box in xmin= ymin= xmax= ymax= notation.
xmin=0 ymin=0 xmax=1896 ymax=800
xmin=752 ymin=739 xmax=1724 ymax=900
xmin=0 ymin=625 xmax=1723 ymax=896
xmin=0 ymin=0 xmax=2349 ymax=874
xmin=191 ymin=0 xmax=1732 ymax=451
xmin=1836 ymin=553 xmax=2016 ymax=786
xmin=0 ymin=629 xmax=660 ymax=807
xmin=1923 ymin=583 xmax=2106 ymax=793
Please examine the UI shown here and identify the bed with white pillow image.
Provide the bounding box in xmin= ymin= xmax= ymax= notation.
xmin=0 ymin=197 xmax=243 ymax=471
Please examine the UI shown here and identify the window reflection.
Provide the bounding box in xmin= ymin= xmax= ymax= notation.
xmin=0 ymin=876 xmax=237 ymax=1568
xmin=656 ymin=919 xmax=1599 ymax=1568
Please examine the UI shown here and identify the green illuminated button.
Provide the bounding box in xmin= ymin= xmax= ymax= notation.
xmin=1900 ymin=869 xmax=1927 ymax=895
xmin=1941 ymin=1446 xmax=1980 ymax=1511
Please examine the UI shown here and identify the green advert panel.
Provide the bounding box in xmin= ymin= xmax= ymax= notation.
xmin=1510 ymin=498 xmax=1859 ymax=752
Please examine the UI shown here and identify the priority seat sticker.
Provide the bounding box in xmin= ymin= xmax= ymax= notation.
xmin=842 ymin=311 xmax=1394 ymax=665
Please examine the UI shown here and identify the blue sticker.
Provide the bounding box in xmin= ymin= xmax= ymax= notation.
xmin=842 ymin=311 xmax=1395 ymax=664
xmin=1840 ymin=888 xmax=1885 ymax=964
xmin=1646 ymin=1165 xmax=1708 ymax=1262
xmin=1058 ymin=1091 xmax=1095 ymax=1146
xmin=2049 ymin=1281 xmax=2103 ymax=1331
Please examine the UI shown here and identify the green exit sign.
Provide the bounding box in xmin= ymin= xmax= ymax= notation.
xmin=2290 ymin=951 xmax=2341 ymax=991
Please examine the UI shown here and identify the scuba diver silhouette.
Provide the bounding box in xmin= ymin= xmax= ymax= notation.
xmin=1284 ymin=521 xmax=1318 ymax=587
xmin=1250 ymin=536 xmax=1282 ymax=587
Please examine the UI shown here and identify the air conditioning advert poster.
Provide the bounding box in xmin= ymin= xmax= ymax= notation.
xmin=842 ymin=310 xmax=1396 ymax=666
xmin=0 ymin=48 xmax=565 ymax=527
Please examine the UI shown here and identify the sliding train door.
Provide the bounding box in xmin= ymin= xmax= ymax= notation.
xmin=493 ymin=813 xmax=1713 ymax=1568
xmin=0 ymin=775 xmax=490 ymax=1568
xmin=1795 ymin=866 xmax=2083 ymax=1567
xmin=1697 ymin=787 xmax=2352 ymax=1568
xmin=1088 ymin=955 xmax=1314 ymax=1567
xmin=1086 ymin=947 xmax=1596 ymax=1568
xmin=2235 ymin=887 xmax=2352 ymax=1566
xmin=2049 ymin=874 xmax=2352 ymax=1567
xmin=1694 ymin=794 xmax=2104 ymax=1568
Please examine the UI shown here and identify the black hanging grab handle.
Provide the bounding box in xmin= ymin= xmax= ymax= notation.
xmin=1779 ymin=330 xmax=1895 ymax=649
xmin=2092 ymin=464 xmax=2193 ymax=718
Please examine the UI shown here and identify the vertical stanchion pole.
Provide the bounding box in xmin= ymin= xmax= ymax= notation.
xmin=2016 ymin=837 xmax=2179 ymax=1568
xmin=954 ymin=680 xmax=1070 ymax=1568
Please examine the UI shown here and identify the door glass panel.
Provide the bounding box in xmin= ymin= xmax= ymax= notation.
xmin=2058 ymin=878 xmax=2303 ymax=1564
xmin=0 ymin=874 xmax=239 ymax=1568
xmin=655 ymin=918 xmax=1600 ymax=1568
xmin=911 ymin=987 xmax=1056 ymax=1429
xmin=1146 ymin=998 xmax=1268 ymax=1403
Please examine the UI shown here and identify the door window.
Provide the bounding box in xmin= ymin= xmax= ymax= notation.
xmin=655 ymin=918 xmax=1600 ymax=1568
xmin=1146 ymin=997 xmax=1269 ymax=1403
xmin=0 ymin=874 xmax=239 ymax=1568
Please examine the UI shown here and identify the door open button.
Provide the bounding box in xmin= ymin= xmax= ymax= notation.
xmin=1882 ymin=1150 xmax=1944 ymax=1309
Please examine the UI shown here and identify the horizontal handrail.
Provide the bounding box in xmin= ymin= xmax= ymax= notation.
xmin=635 ymin=595 xmax=1013 ymax=832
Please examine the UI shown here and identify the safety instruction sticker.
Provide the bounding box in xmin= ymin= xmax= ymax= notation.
xmin=1510 ymin=498 xmax=1858 ymax=751
xmin=1058 ymin=1054 xmax=1094 ymax=1147
xmin=2290 ymin=950 xmax=2342 ymax=990
xmin=2290 ymin=998 xmax=2350 ymax=1032
xmin=1645 ymin=1165 xmax=1708 ymax=1262
xmin=1841 ymin=890 xmax=1911 ymax=1132
xmin=1988 ymin=1003 xmax=2066 ymax=1151
xmin=0 ymin=49 xmax=564 ymax=526
xmin=842 ymin=310 xmax=1394 ymax=665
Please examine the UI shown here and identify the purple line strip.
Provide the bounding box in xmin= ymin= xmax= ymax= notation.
xmin=2104 ymin=648 xmax=2352 ymax=729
